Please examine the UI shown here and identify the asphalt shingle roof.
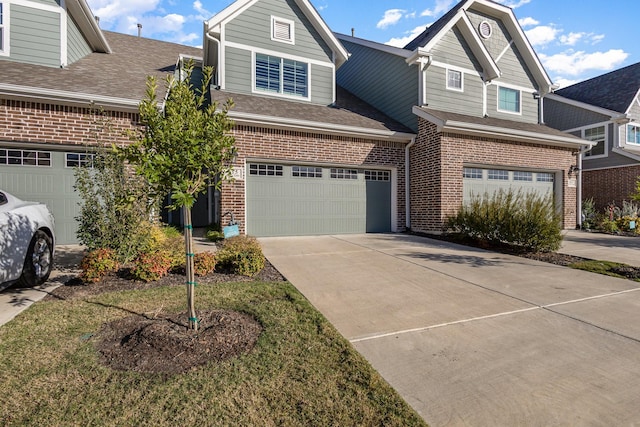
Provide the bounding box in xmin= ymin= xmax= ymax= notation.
xmin=210 ymin=86 xmax=415 ymax=135
xmin=0 ymin=31 xmax=202 ymax=102
xmin=554 ymin=62 xmax=640 ymax=114
xmin=419 ymin=107 xmax=585 ymax=141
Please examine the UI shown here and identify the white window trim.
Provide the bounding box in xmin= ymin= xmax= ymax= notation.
xmin=251 ymin=51 xmax=311 ymax=102
xmin=496 ymin=85 xmax=522 ymax=115
xmin=625 ymin=122 xmax=640 ymax=146
xmin=0 ymin=1 xmax=9 ymax=57
xmin=446 ymin=68 xmax=464 ymax=92
xmin=580 ymin=124 xmax=608 ymax=160
xmin=271 ymin=15 xmax=295 ymax=45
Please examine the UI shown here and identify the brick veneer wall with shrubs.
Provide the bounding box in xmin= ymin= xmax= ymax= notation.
xmin=410 ymin=118 xmax=578 ymax=233
xmin=221 ymin=125 xmax=408 ymax=234
xmin=582 ymin=165 xmax=640 ymax=211
xmin=0 ymin=99 xmax=139 ymax=147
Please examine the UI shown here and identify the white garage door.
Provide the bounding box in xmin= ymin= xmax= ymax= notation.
xmin=0 ymin=147 xmax=89 ymax=244
xmin=463 ymin=167 xmax=555 ymax=204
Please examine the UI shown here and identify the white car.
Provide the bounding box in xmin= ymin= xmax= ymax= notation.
xmin=0 ymin=190 xmax=55 ymax=288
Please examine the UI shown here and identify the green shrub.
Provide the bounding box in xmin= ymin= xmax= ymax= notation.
xmin=216 ymin=235 xmax=265 ymax=277
xmin=581 ymin=198 xmax=597 ymax=230
xmin=80 ymin=248 xmax=119 ymax=283
xmin=445 ymin=189 xmax=563 ymax=252
xmin=194 ymin=251 xmax=217 ymax=276
xmin=131 ymin=251 xmax=172 ymax=282
xmin=139 ymin=223 xmax=184 ymax=269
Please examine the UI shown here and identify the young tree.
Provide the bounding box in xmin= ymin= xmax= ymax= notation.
xmin=121 ymin=62 xmax=236 ymax=331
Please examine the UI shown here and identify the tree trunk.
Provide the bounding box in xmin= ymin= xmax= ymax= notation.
xmin=184 ymin=205 xmax=198 ymax=331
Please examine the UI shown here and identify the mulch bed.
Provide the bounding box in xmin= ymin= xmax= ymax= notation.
xmin=45 ymin=259 xmax=285 ymax=376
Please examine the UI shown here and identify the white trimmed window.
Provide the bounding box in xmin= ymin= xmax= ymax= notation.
xmin=271 ymin=16 xmax=294 ymax=44
xmin=446 ymin=69 xmax=463 ymax=91
xmin=0 ymin=2 xmax=7 ymax=55
xmin=0 ymin=148 xmax=51 ymax=166
xmin=497 ymin=86 xmax=521 ymax=114
xmin=583 ymin=125 xmax=606 ymax=158
xmin=488 ymin=169 xmax=509 ymax=180
xmin=463 ymin=167 xmax=482 ymax=179
xmin=65 ymin=153 xmax=95 ymax=168
xmin=627 ymin=123 xmax=640 ymax=145
xmin=255 ymin=53 xmax=308 ymax=98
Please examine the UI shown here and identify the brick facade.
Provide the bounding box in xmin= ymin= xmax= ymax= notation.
xmin=582 ymin=165 xmax=640 ymax=211
xmin=0 ymin=99 xmax=139 ymax=147
xmin=410 ymin=118 xmax=578 ymax=232
xmin=221 ymin=125 xmax=407 ymax=233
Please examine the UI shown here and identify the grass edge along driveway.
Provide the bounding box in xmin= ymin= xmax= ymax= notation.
xmin=0 ymin=281 xmax=426 ymax=426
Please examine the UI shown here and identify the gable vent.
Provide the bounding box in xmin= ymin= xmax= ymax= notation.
xmin=479 ymin=21 xmax=492 ymax=39
xmin=273 ymin=20 xmax=292 ymax=42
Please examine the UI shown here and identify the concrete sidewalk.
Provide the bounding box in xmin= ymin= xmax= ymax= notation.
xmin=261 ymin=234 xmax=640 ymax=426
xmin=559 ymin=229 xmax=640 ymax=267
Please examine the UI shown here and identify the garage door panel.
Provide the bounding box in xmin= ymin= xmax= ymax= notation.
xmin=247 ymin=163 xmax=390 ymax=237
xmin=463 ymin=168 xmax=554 ymax=206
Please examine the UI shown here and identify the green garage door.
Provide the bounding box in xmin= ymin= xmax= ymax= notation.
xmin=246 ymin=163 xmax=391 ymax=237
xmin=0 ymin=148 xmax=87 ymax=244
xmin=463 ymin=167 xmax=555 ymax=204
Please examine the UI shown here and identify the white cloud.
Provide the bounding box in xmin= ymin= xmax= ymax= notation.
xmin=540 ymin=49 xmax=629 ymax=76
xmin=525 ymin=25 xmax=560 ymax=47
xmin=377 ymin=9 xmax=405 ymax=29
xmin=518 ymin=17 xmax=539 ymax=27
xmin=590 ymin=34 xmax=605 ymax=45
xmin=192 ymin=1 xmax=211 ymax=20
xmin=421 ymin=0 xmax=455 ymax=17
xmin=559 ymin=32 xmax=585 ymax=46
xmin=552 ymin=77 xmax=582 ymax=89
xmin=503 ymin=0 xmax=532 ymax=7
xmin=88 ymin=0 xmax=161 ymax=23
xmin=385 ymin=25 xmax=430 ymax=48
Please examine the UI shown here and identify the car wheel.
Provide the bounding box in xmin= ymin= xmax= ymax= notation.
xmin=17 ymin=230 xmax=53 ymax=287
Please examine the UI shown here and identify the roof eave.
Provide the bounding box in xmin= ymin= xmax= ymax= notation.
xmin=412 ymin=106 xmax=591 ymax=149
xmin=0 ymin=83 xmax=140 ymax=113
xmin=67 ymin=0 xmax=111 ymax=53
xmin=229 ymin=111 xmax=415 ymax=142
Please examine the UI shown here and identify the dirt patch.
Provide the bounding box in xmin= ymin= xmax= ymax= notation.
xmin=96 ymin=310 xmax=262 ymax=375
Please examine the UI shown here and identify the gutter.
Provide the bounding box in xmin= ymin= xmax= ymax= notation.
xmin=405 ymin=137 xmax=416 ymax=230
xmin=0 ymin=83 xmax=139 ymax=112
xmin=229 ymin=111 xmax=416 ymax=142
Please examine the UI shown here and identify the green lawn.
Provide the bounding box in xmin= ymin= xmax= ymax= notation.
xmin=0 ymin=281 xmax=426 ymax=426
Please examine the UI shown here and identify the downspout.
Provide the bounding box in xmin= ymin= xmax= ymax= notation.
xmin=405 ymin=137 xmax=416 ymax=230
xmin=576 ymin=144 xmax=590 ymax=229
xmin=204 ymin=29 xmax=221 ymax=88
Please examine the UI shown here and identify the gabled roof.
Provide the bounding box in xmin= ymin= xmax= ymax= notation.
xmin=211 ymin=86 xmax=415 ymax=141
xmin=404 ymin=0 xmax=553 ymax=93
xmin=554 ymin=62 xmax=640 ymax=114
xmin=0 ymin=32 xmax=202 ymax=111
xmin=205 ymin=0 xmax=349 ymax=67
xmin=414 ymin=106 xmax=590 ymax=149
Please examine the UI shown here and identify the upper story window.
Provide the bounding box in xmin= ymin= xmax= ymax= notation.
xmin=584 ymin=125 xmax=606 ymax=157
xmin=627 ymin=123 xmax=640 ymax=145
xmin=446 ymin=69 xmax=463 ymax=92
xmin=0 ymin=2 xmax=7 ymax=55
xmin=271 ymin=16 xmax=294 ymax=44
xmin=497 ymin=86 xmax=521 ymax=114
xmin=255 ymin=53 xmax=308 ymax=99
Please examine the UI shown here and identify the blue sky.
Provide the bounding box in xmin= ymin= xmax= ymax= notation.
xmin=86 ymin=0 xmax=638 ymax=88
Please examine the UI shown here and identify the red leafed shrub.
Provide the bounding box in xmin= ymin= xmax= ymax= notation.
xmin=132 ymin=251 xmax=172 ymax=282
xmin=193 ymin=252 xmax=217 ymax=276
xmin=80 ymin=248 xmax=119 ymax=283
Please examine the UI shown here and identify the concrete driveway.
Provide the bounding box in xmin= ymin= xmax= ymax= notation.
xmin=260 ymin=234 xmax=640 ymax=426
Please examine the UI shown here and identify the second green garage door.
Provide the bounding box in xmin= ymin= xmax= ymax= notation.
xmin=246 ymin=163 xmax=392 ymax=237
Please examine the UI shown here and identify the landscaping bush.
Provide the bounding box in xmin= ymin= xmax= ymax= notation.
xmin=216 ymin=235 xmax=265 ymax=277
xmin=205 ymin=223 xmax=225 ymax=242
xmin=193 ymin=251 xmax=217 ymax=276
xmin=140 ymin=223 xmax=184 ymax=269
xmin=446 ymin=189 xmax=563 ymax=252
xmin=131 ymin=251 xmax=173 ymax=282
xmin=581 ymin=198 xmax=597 ymax=230
xmin=80 ymin=248 xmax=119 ymax=283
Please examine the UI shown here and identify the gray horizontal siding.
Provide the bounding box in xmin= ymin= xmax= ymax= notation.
xmin=425 ymin=66 xmax=483 ymax=117
xmin=10 ymin=5 xmax=60 ymax=67
xmin=310 ymin=64 xmax=334 ymax=105
xmin=544 ymin=98 xmax=610 ymax=130
xmin=337 ymin=40 xmax=418 ymax=131
xmin=224 ymin=46 xmax=252 ymax=95
xmin=225 ymin=0 xmax=332 ymax=63
xmin=430 ymin=27 xmax=481 ymax=71
xmin=67 ymin=15 xmax=91 ymax=64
